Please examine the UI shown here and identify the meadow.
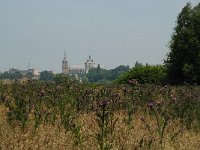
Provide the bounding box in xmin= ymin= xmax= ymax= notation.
xmin=1 ymin=78 xmax=200 ymax=150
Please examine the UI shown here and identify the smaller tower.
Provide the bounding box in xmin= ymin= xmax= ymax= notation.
xmin=85 ymin=55 xmax=95 ymax=73
xmin=62 ymin=52 xmax=69 ymax=74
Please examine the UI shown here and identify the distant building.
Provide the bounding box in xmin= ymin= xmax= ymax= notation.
xmin=85 ymin=55 xmax=95 ymax=73
xmin=8 ymin=68 xmax=40 ymax=77
xmin=62 ymin=52 xmax=69 ymax=74
xmin=27 ymin=68 xmax=40 ymax=76
xmin=9 ymin=68 xmax=26 ymax=75
xmin=69 ymin=65 xmax=86 ymax=75
xmin=62 ymin=52 xmax=96 ymax=75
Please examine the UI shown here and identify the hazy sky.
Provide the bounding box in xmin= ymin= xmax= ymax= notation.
xmin=0 ymin=0 xmax=199 ymax=73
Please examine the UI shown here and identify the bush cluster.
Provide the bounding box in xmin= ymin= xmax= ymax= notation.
xmin=115 ymin=65 xmax=167 ymax=84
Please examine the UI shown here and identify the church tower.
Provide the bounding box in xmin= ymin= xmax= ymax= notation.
xmin=62 ymin=52 xmax=69 ymax=74
xmin=85 ymin=55 xmax=95 ymax=73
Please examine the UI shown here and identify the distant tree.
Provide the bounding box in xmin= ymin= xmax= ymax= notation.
xmin=25 ymin=72 xmax=34 ymax=80
xmin=165 ymin=2 xmax=200 ymax=84
xmin=135 ymin=61 xmax=143 ymax=68
xmin=0 ymin=71 xmax=23 ymax=80
xmin=82 ymin=76 xmax=88 ymax=83
xmin=86 ymin=65 xmax=130 ymax=83
xmin=40 ymin=71 xmax=54 ymax=81
xmin=86 ymin=67 xmax=106 ymax=83
xmin=54 ymin=73 xmax=66 ymax=83
xmin=115 ymin=65 xmax=167 ymax=84
xmin=97 ymin=64 xmax=101 ymax=71
xmin=107 ymin=65 xmax=130 ymax=80
xmin=13 ymin=71 xmax=24 ymax=79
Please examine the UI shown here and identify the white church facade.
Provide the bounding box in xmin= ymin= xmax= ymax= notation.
xmin=62 ymin=52 xmax=95 ymax=75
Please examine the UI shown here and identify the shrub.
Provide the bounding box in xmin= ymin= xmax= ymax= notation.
xmin=115 ymin=65 xmax=167 ymax=84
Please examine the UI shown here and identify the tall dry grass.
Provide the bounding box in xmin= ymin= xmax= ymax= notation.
xmin=1 ymin=104 xmax=200 ymax=150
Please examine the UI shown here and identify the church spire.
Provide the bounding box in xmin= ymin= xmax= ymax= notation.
xmin=64 ymin=51 xmax=66 ymax=58
xmin=62 ymin=51 xmax=69 ymax=74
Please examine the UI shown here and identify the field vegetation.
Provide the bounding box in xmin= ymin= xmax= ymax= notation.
xmin=0 ymin=2 xmax=200 ymax=150
xmin=1 ymin=79 xmax=200 ymax=149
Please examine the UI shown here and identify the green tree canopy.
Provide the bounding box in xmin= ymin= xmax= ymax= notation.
xmin=0 ymin=71 xmax=23 ymax=80
xmin=86 ymin=66 xmax=107 ymax=83
xmin=115 ymin=65 xmax=166 ymax=84
xmin=86 ymin=65 xmax=130 ymax=83
xmin=107 ymin=65 xmax=130 ymax=81
xmin=165 ymin=2 xmax=200 ymax=84
xmin=39 ymin=71 xmax=54 ymax=81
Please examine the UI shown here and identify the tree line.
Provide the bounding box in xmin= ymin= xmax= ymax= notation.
xmin=116 ymin=2 xmax=200 ymax=85
xmin=1 ymin=2 xmax=200 ymax=85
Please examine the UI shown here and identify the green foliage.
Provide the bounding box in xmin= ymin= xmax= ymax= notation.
xmin=54 ymin=73 xmax=69 ymax=83
xmin=115 ymin=65 xmax=167 ymax=84
xmin=39 ymin=70 xmax=54 ymax=81
xmin=25 ymin=72 xmax=34 ymax=80
xmin=165 ymin=2 xmax=200 ymax=84
xmin=135 ymin=61 xmax=143 ymax=68
xmin=86 ymin=65 xmax=107 ymax=83
xmin=0 ymin=71 xmax=23 ymax=80
xmin=96 ymin=99 xmax=118 ymax=150
xmin=107 ymin=65 xmax=130 ymax=81
xmin=86 ymin=65 xmax=130 ymax=83
xmin=2 ymin=79 xmax=200 ymax=148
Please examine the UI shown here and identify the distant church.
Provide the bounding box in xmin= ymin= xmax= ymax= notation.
xmin=62 ymin=52 xmax=95 ymax=75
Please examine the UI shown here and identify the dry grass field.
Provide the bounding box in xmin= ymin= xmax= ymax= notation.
xmin=1 ymin=80 xmax=200 ymax=150
xmin=1 ymin=103 xmax=200 ymax=150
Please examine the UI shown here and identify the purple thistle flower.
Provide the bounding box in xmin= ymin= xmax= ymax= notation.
xmin=141 ymin=116 xmax=145 ymax=122
xmin=103 ymin=99 xmax=109 ymax=107
xmin=172 ymin=97 xmax=177 ymax=103
xmin=99 ymin=99 xmax=110 ymax=109
xmin=147 ymin=102 xmax=156 ymax=109
xmin=128 ymin=79 xmax=139 ymax=85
